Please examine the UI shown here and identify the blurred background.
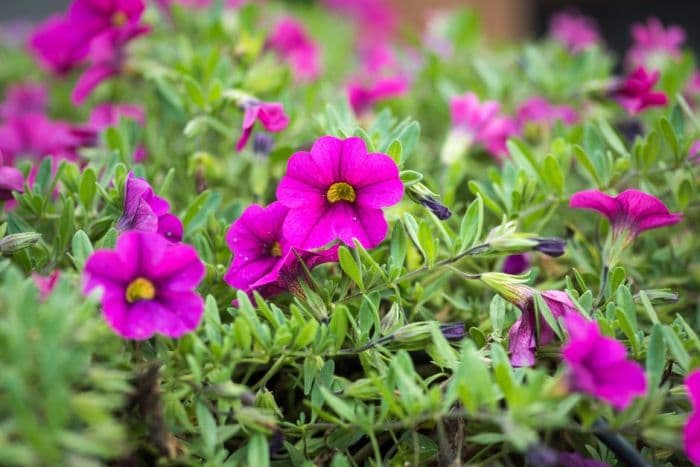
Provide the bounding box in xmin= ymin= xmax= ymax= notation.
xmin=1 ymin=0 xmax=699 ymax=55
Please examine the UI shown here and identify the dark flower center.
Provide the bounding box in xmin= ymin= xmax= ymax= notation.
xmin=326 ymin=182 xmax=356 ymax=203
xmin=269 ymin=241 xmax=282 ymax=257
xmin=125 ymin=277 xmax=156 ymax=303
xmin=112 ymin=11 xmax=128 ymax=27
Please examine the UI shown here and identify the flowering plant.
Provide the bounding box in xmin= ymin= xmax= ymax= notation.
xmin=1 ymin=2 xmax=699 ymax=465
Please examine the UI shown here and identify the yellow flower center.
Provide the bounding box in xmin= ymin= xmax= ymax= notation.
xmin=326 ymin=182 xmax=356 ymax=203
xmin=125 ymin=277 xmax=156 ymax=303
xmin=112 ymin=11 xmax=128 ymax=27
xmin=269 ymin=241 xmax=282 ymax=257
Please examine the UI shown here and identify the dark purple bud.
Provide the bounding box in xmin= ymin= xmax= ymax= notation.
xmin=420 ymin=196 xmax=452 ymax=220
xmin=525 ymin=444 xmax=559 ymax=467
xmin=253 ymin=133 xmax=274 ymax=157
xmin=615 ymin=119 xmax=644 ymax=144
xmin=439 ymin=323 xmax=466 ymax=340
xmin=269 ymin=429 xmax=285 ymax=455
xmin=503 ymin=254 xmax=530 ymax=275
xmin=533 ymin=237 xmax=566 ymax=257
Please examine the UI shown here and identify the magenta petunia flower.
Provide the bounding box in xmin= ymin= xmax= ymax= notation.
xmin=548 ymin=11 xmax=600 ymax=53
xmin=626 ymin=17 xmax=685 ymax=69
xmin=116 ymin=172 xmax=183 ymax=242
xmin=516 ymin=97 xmax=579 ymax=127
xmin=224 ymin=202 xmax=338 ymax=297
xmin=267 ymin=17 xmax=321 ymax=82
xmin=610 ymin=67 xmax=668 ymax=115
xmin=562 ymin=312 xmax=647 ymax=410
xmin=29 ymin=14 xmax=89 ymax=75
xmin=277 ymin=136 xmax=404 ymax=249
xmin=0 ymin=162 xmax=24 ymax=201
xmin=0 ymin=83 xmax=48 ymax=120
xmin=684 ymin=370 xmax=700 ymax=464
xmin=508 ymin=289 xmax=578 ymax=367
xmin=236 ymin=101 xmax=289 ymax=152
xmin=445 ymin=92 xmax=519 ymax=162
xmin=347 ymin=76 xmax=409 ymax=115
xmin=503 ymin=254 xmax=530 ymax=275
xmin=570 ymin=189 xmax=682 ymax=242
xmin=83 ymin=230 xmax=205 ymax=340
xmin=32 ymin=270 xmax=61 ymax=301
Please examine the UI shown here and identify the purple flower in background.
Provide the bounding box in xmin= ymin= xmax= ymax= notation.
xmin=83 ymin=230 xmax=205 ymax=339
xmin=684 ymin=370 xmax=700 ymax=465
xmin=549 ymin=11 xmax=600 ymax=53
xmin=29 ymin=14 xmax=89 ymax=75
xmin=0 ymin=157 xmax=24 ymax=201
xmin=570 ymin=189 xmax=682 ymax=242
xmin=236 ymin=101 xmax=289 ymax=152
xmin=610 ymin=67 xmax=668 ymax=115
xmin=322 ymin=0 xmax=396 ymax=40
xmin=116 ymin=172 xmax=183 ymax=242
xmin=516 ymin=97 xmax=578 ymax=127
xmin=0 ymin=83 xmax=48 ymax=120
xmin=224 ymin=202 xmax=338 ymax=298
xmin=0 ymin=114 xmax=88 ymax=164
xmin=562 ymin=312 xmax=647 ymax=410
xmin=267 ymin=17 xmax=321 ymax=83
xmin=347 ymin=77 xmax=409 ymax=115
xmin=687 ymin=72 xmax=700 ymax=96
xmin=32 ymin=270 xmax=61 ymax=301
xmin=89 ymin=103 xmax=146 ymax=128
xmin=508 ymin=289 xmax=579 ymax=367
xmin=277 ymin=136 xmax=404 ymax=249
xmin=503 ymin=254 xmax=530 ymax=275
xmin=689 ymin=140 xmax=700 ymax=163
xmin=626 ymin=17 xmax=685 ymax=69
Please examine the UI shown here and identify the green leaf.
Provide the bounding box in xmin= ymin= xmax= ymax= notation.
xmin=597 ymin=118 xmax=628 ymax=157
xmin=79 ymin=168 xmax=97 ymax=209
xmin=71 ymin=230 xmax=93 ymax=270
xmin=542 ymin=155 xmax=564 ymax=194
xmin=247 ymin=433 xmax=270 ymax=467
xmin=338 ymin=246 xmax=364 ymax=291
xmin=573 ymin=145 xmax=602 ymax=187
xmin=386 ymin=139 xmax=402 ymax=164
xmin=646 ymin=325 xmax=666 ymax=389
xmin=403 ymin=213 xmax=426 ymax=260
xmin=196 ymin=401 xmax=217 ymax=455
xmin=662 ymin=325 xmax=690 ymax=372
xmin=399 ymin=170 xmax=423 ymax=186
xmin=459 ymin=194 xmax=483 ymax=252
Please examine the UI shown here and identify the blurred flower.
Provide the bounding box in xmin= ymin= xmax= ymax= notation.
xmin=236 ymin=101 xmax=289 ymax=152
xmin=548 ymin=11 xmax=600 ymax=53
xmin=347 ymin=77 xmax=409 ymax=115
xmin=88 ymin=103 xmax=145 ymax=128
xmin=684 ymin=370 xmax=700 ymax=464
xmin=516 ymin=97 xmax=578 ymax=127
xmin=267 ymin=17 xmax=321 ymax=83
xmin=503 ymin=254 xmax=529 ymax=275
xmin=626 ymin=17 xmax=684 ymax=69
xmin=116 ymin=172 xmax=183 ymax=242
xmin=277 ymin=136 xmax=403 ymax=249
xmin=443 ymin=92 xmax=518 ymax=163
xmin=29 ymin=14 xmax=89 ymax=74
xmin=0 ymin=20 xmax=34 ymax=48
xmin=610 ymin=67 xmax=668 ymax=115
xmin=252 ymin=133 xmax=275 ymax=157
xmin=0 ymin=83 xmax=48 ymax=120
xmin=687 ymin=72 xmax=700 ymax=95
xmin=0 ymin=113 xmax=88 ymax=164
xmin=527 ymin=446 xmax=607 ymax=467
xmin=556 ymin=452 xmax=607 ymax=467
xmin=83 ymin=230 xmax=205 ymax=339
xmin=440 ymin=323 xmax=466 ymax=340
xmin=0 ymin=153 xmax=23 ymax=201
xmin=562 ymin=312 xmax=647 ymax=410
xmin=570 ymin=189 xmax=682 ymax=243
xmin=32 ymin=270 xmax=61 ymax=301
xmin=689 ymin=140 xmax=700 ymax=163
xmin=224 ymin=202 xmax=338 ymax=298
xmin=322 ymin=0 xmax=395 ymax=40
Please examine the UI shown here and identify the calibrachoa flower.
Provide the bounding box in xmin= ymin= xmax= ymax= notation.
xmin=236 ymin=101 xmax=289 ymax=151
xmin=684 ymin=370 xmax=700 ymax=464
xmin=347 ymin=77 xmax=409 ymax=115
xmin=503 ymin=254 xmax=530 ymax=275
xmin=562 ymin=312 xmax=647 ymax=410
xmin=277 ymin=136 xmax=404 ymax=249
xmin=83 ymin=230 xmax=205 ymax=339
xmin=224 ymin=202 xmax=338 ymax=297
xmin=570 ymin=189 xmax=682 ymax=243
xmin=116 ymin=172 xmax=183 ymax=242
xmin=626 ymin=17 xmax=685 ymax=69
xmin=0 ymin=161 xmax=23 ymax=201
xmin=516 ymin=97 xmax=578 ymax=127
xmin=267 ymin=17 xmax=321 ymax=83
xmin=29 ymin=14 xmax=89 ymax=75
xmin=0 ymin=83 xmax=48 ymax=120
xmin=442 ymin=92 xmax=519 ymax=163
xmin=548 ymin=11 xmax=600 ymax=53
xmin=0 ymin=113 xmax=89 ymax=163
xmin=610 ymin=67 xmax=668 ymax=115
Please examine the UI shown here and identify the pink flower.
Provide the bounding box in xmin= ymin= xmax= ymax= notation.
xmin=322 ymin=0 xmax=396 ymax=40
xmin=224 ymin=202 xmax=338 ymax=297
xmin=516 ymin=97 xmax=578 ymax=127
xmin=0 ymin=161 xmax=24 ymax=201
xmin=562 ymin=313 xmax=647 ymax=410
xmin=447 ymin=92 xmax=519 ymax=161
xmin=32 ymin=270 xmax=61 ymax=301
xmin=277 ymin=136 xmax=404 ymax=249
xmin=236 ymin=101 xmax=289 ymax=152
xmin=684 ymin=370 xmax=700 ymax=464
xmin=503 ymin=254 xmax=530 ymax=275
xmin=689 ymin=140 xmax=700 ymax=163
xmin=508 ymin=289 xmax=579 ymax=367
xmin=549 ymin=11 xmax=600 ymax=53
xmin=29 ymin=14 xmax=89 ymax=75
xmin=0 ymin=83 xmax=48 ymax=120
xmin=267 ymin=17 xmax=321 ymax=82
xmin=687 ymin=72 xmax=700 ymax=95
xmin=347 ymin=77 xmax=409 ymax=115
xmin=116 ymin=172 xmax=183 ymax=242
xmin=626 ymin=17 xmax=685 ymax=69
xmin=89 ymin=103 xmax=145 ymax=128
xmin=611 ymin=67 xmax=668 ymax=115
xmin=569 ymin=189 xmax=682 ymax=242
xmin=0 ymin=114 xmax=88 ymax=164
xmin=83 ymin=230 xmax=205 ymax=339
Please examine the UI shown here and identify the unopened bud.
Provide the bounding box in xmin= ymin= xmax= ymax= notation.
xmin=380 ymin=302 xmax=405 ymax=335
xmin=479 ymin=272 xmax=532 ymax=308
xmin=406 ymin=182 xmax=452 ymax=220
xmin=0 ymin=232 xmax=41 ymax=254
xmin=439 ymin=323 xmax=466 ymax=340
xmin=253 ymin=133 xmax=274 ymax=157
xmin=533 ymin=237 xmax=566 ymax=257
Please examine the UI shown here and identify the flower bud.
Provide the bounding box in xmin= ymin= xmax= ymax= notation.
xmin=440 ymin=323 xmax=466 ymax=340
xmin=380 ymin=302 xmax=405 ymax=335
xmin=253 ymin=133 xmax=275 ymax=157
xmin=0 ymin=232 xmax=41 ymax=254
xmin=479 ymin=272 xmax=532 ymax=307
xmin=532 ymin=237 xmax=566 ymax=257
xmin=406 ymin=182 xmax=452 ymax=220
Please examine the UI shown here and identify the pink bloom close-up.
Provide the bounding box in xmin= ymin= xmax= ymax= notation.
xmin=267 ymin=17 xmax=321 ymax=83
xmin=116 ymin=172 xmax=183 ymax=242
xmin=611 ymin=67 xmax=668 ymax=115
xmin=224 ymin=202 xmax=338 ymax=298
xmin=347 ymin=76 xmax=409 ymax=115
xmin=517 ymin=97 xmax=579 ymax=127
xmin=548 ymin=11 xmax=600 ymax=53
xmin=570 ymin=189 xmax=682 ymax=241
xmin=626 ymin=17 xmax=685 ymax=69
xmin=236 ymin=101 xmax=289 ymax=152
xmin=84 ymin=230 xmax=205 ymax=339
xmin=562 ymin=312 xmax=647 ymax=410
xmin=684 ymin=370 xmax=700 ymax=465
xmin=277 ymin=136 xmax=404 ymax=249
